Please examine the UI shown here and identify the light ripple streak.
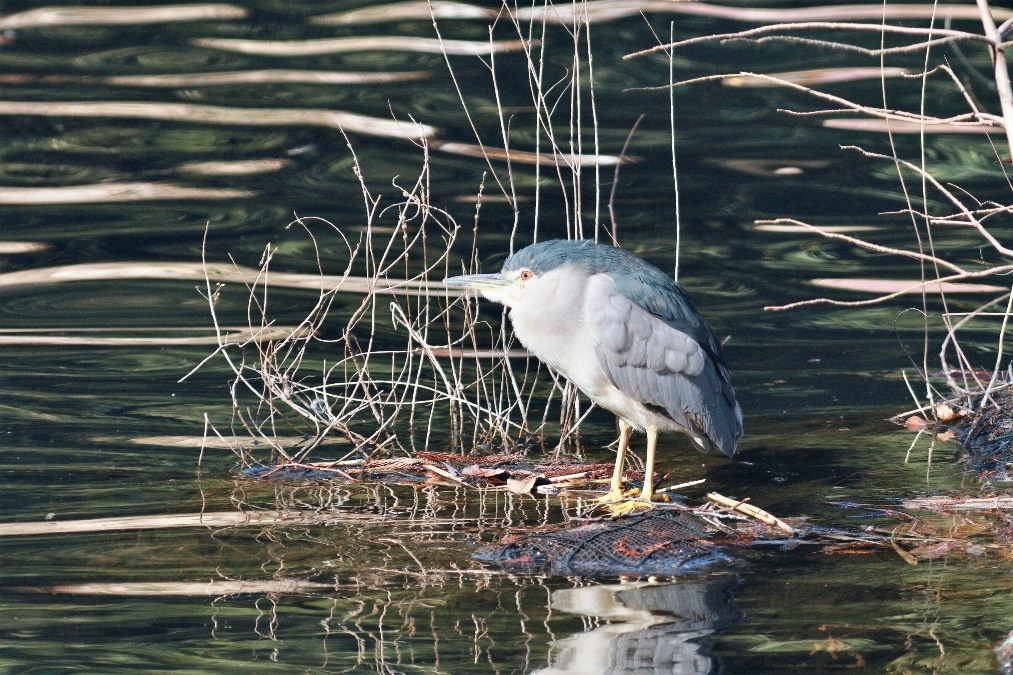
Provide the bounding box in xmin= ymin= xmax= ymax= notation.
xmin=0 ymin=101 xmax=435 ymax=139
xmin=0 ymin=4 xmax=247 ymax=29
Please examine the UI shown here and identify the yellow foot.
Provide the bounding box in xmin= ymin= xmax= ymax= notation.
xmin=591 ymin=492 xmax=671 ymax=518
xmin=605 ymin=499 xmax=655 ymax=518
xmin=593 ymin=487 xmax=639 ymax=505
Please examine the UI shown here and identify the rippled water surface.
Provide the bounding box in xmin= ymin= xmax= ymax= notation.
xmin=2 ymin=1 xmax=1013 ymax=672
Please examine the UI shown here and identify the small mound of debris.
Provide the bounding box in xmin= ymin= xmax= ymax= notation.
xmin=474 ymin=511 xmax=734 ymax=576
xmin=896 ymin=386 xmax=1013 ymax=482
xmin=954 ymin=388 xmax=1013 ymax=482
xmin=475 ymin=494 xmax=810 ymax=576
xmin=473 ymin=495 xmax=997 ymax=576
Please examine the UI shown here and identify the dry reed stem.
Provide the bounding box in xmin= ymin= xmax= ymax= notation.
xmin=706 ymin=492 xmax=796 ymax=534
xmin=198 ymin=3 xmax=996 ymax=483
xmin=648 ymin=4 xmax=1012 ymax=425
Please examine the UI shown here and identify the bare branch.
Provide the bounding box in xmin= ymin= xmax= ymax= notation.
xmin=625 ymin=21 xmax=987 ymax=59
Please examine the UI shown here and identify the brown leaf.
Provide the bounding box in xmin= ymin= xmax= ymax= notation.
xmin=461 ymin=465 xmax=509 ymax=483
xmin=935 ymin=429 xmax=956 ymax=442
xmin=905 ymin=415 xmax=930 ymax=431
xmin=506 ymin=474 xmax=550 ymax=496
xmin=933 ymin=403 xmax=962 ymax=422
xmin=909 ymin=541 xmax=960 ymax=560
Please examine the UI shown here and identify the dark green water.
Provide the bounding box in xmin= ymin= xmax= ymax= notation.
xmin=1 ymin=1 xmax=1012 ymax=672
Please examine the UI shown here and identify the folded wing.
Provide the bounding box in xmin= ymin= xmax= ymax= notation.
xmin=588 ymin=273 xmax=742 ymax=456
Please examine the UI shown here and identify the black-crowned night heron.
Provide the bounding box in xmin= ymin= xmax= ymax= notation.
xmin=444 ymin=239 xmax=742 ymax=515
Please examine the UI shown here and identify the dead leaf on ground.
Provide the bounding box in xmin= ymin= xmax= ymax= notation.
xmin=506 ymin=474 xmax=550 ymax=496
xmin=461 ymin=465 xmax=510 ymax=483
xmin=935 ymin=429 xmax=956 ymax=442
xmin=934 ymin=403 xmax=962 ymax=422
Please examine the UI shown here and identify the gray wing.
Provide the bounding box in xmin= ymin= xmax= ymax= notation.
xmin=588 ymin=274 xmax=742 ymax=456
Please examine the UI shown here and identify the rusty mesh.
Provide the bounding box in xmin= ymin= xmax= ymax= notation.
xmin=473 ymin=511 xmax=730 ymax=576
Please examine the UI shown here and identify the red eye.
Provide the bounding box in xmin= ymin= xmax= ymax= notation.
xmin=519 ymin=270 xmax=533 ymax=281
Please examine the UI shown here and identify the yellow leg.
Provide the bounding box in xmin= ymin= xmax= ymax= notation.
xmin=594 ymin=419 xmax=633 ymax=505
xmin=605 ymin=424 xmax=659 ymax=517
xmin=640 ymin=424 xmax=657 ymax=502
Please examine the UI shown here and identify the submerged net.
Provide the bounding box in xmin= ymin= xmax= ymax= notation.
xmin=474 ymin=511 xmax=731 ymax=576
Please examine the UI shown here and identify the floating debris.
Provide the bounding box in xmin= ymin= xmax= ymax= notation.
xmin=706 ymin=492 xmax=795 ymax=534
xmin=896 ymin=386 xmax=1013 ymax=484
xmin=823 ymin=119 xmax=1003 ymax=134
xmin=752 ymin=223 xmax=879 ymax=233
xmin=474 ymin=511 xmax=732 ymax=576
xmin=0 ymin=509 xmax=371 ymax=537
xmin=313 ymin=0 xmax=1012 ymax=26
xmin=106 ymin=69 xmax=428 ymax=88
xmin=242 ymin=451 xmax=621 ymax=494
xmin=0 ymin=261 xmax=444 ymax=295
xmin=0 ymin=325 xmax=295 ymax=346
xmin=0 ymin=241 xmax=52 ymax=253
xmin=176 ymin=159 xmax=292 ymax=176
xmin=433 ymin=141 xmax=628 ymax=167
xmin=704 ymin=157 xmax=831 ymax=177
xmin=724 ymin=67 xmax=909 ymax=88
xmin=904 ymin=495 xmax=1013 ymax=511
xmin=192 ymin=36 xmax=529 ymax=57
xmin=0 ymin=101 xmax=435 ymax=140
xmin=0 ymin=182 xmax=254 ymax=205
xmin=0 ymin=4 xmax=246 ymax=29
xmin=312 ymin=1 xmax=497 ymax=24
xmin=892 ymin=387 xmax=1013 ymax=560
xmin=45 ymin=579 xmax=333 ymax=596
xmin=811 ymin=278 xmax=1006 ymax=294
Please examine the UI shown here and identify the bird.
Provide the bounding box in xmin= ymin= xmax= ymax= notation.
xmin=444 ymin=239 xmax=742 ymax=516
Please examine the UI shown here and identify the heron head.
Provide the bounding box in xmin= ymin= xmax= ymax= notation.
xmin=443 ymin=240 xmax=596 ymax=308
xmin=442 ymin=266 xmax=538 ymax=307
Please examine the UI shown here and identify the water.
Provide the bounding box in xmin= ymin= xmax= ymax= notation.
xmin=1 ymin=1 xmax=1011 ymax=671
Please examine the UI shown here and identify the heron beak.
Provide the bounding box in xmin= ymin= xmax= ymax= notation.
xmin=442 ymin=272 xmax=511 ymax=290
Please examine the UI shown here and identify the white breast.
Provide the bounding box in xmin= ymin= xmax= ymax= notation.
xmin=504 ymin=268 xmax=649 ymax=423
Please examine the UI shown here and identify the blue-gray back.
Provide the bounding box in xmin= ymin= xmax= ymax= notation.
xmin=504 ymin=240 xmax=725 ymax=360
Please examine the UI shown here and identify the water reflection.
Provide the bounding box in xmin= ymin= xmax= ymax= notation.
xmin=0 ymin=260 xmax=444 ymax=294
xmin=313 ymin=1 xmax=1010 ymax=26
xmin=177 ymin=158 xmax=291 ymax=176
xmin=537 ymin=576 xmax=739 ymax=674
xmin=0 ymin=182 xmax=254 ymax=204
xmin=723 ymin=67 xmax=909 ymax=87
xmin=0 ymin=100 xmax=436 ymax=139
xmin=106 ymin=69 xmax=429 ymax=88
xmin=2 ymin=0 xmax=1012 ymax=669
xmin=822 ymin=118 xmax=1005 ymax=134
xmin=192 ymin=35 xmax=530 ymax=57
xmin=0 ymin=4 xmax=247 ymax=30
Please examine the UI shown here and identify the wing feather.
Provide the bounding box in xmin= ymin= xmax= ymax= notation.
xmin=588 ymin=274 xmax=742 ymax=456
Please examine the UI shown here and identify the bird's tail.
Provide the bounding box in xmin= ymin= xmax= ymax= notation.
xmin=685 ymin=403 xmax=742 ymax=458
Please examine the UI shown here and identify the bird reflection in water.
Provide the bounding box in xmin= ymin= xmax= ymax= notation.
xmin=534 ymin=576 xmax=739 ymax=675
